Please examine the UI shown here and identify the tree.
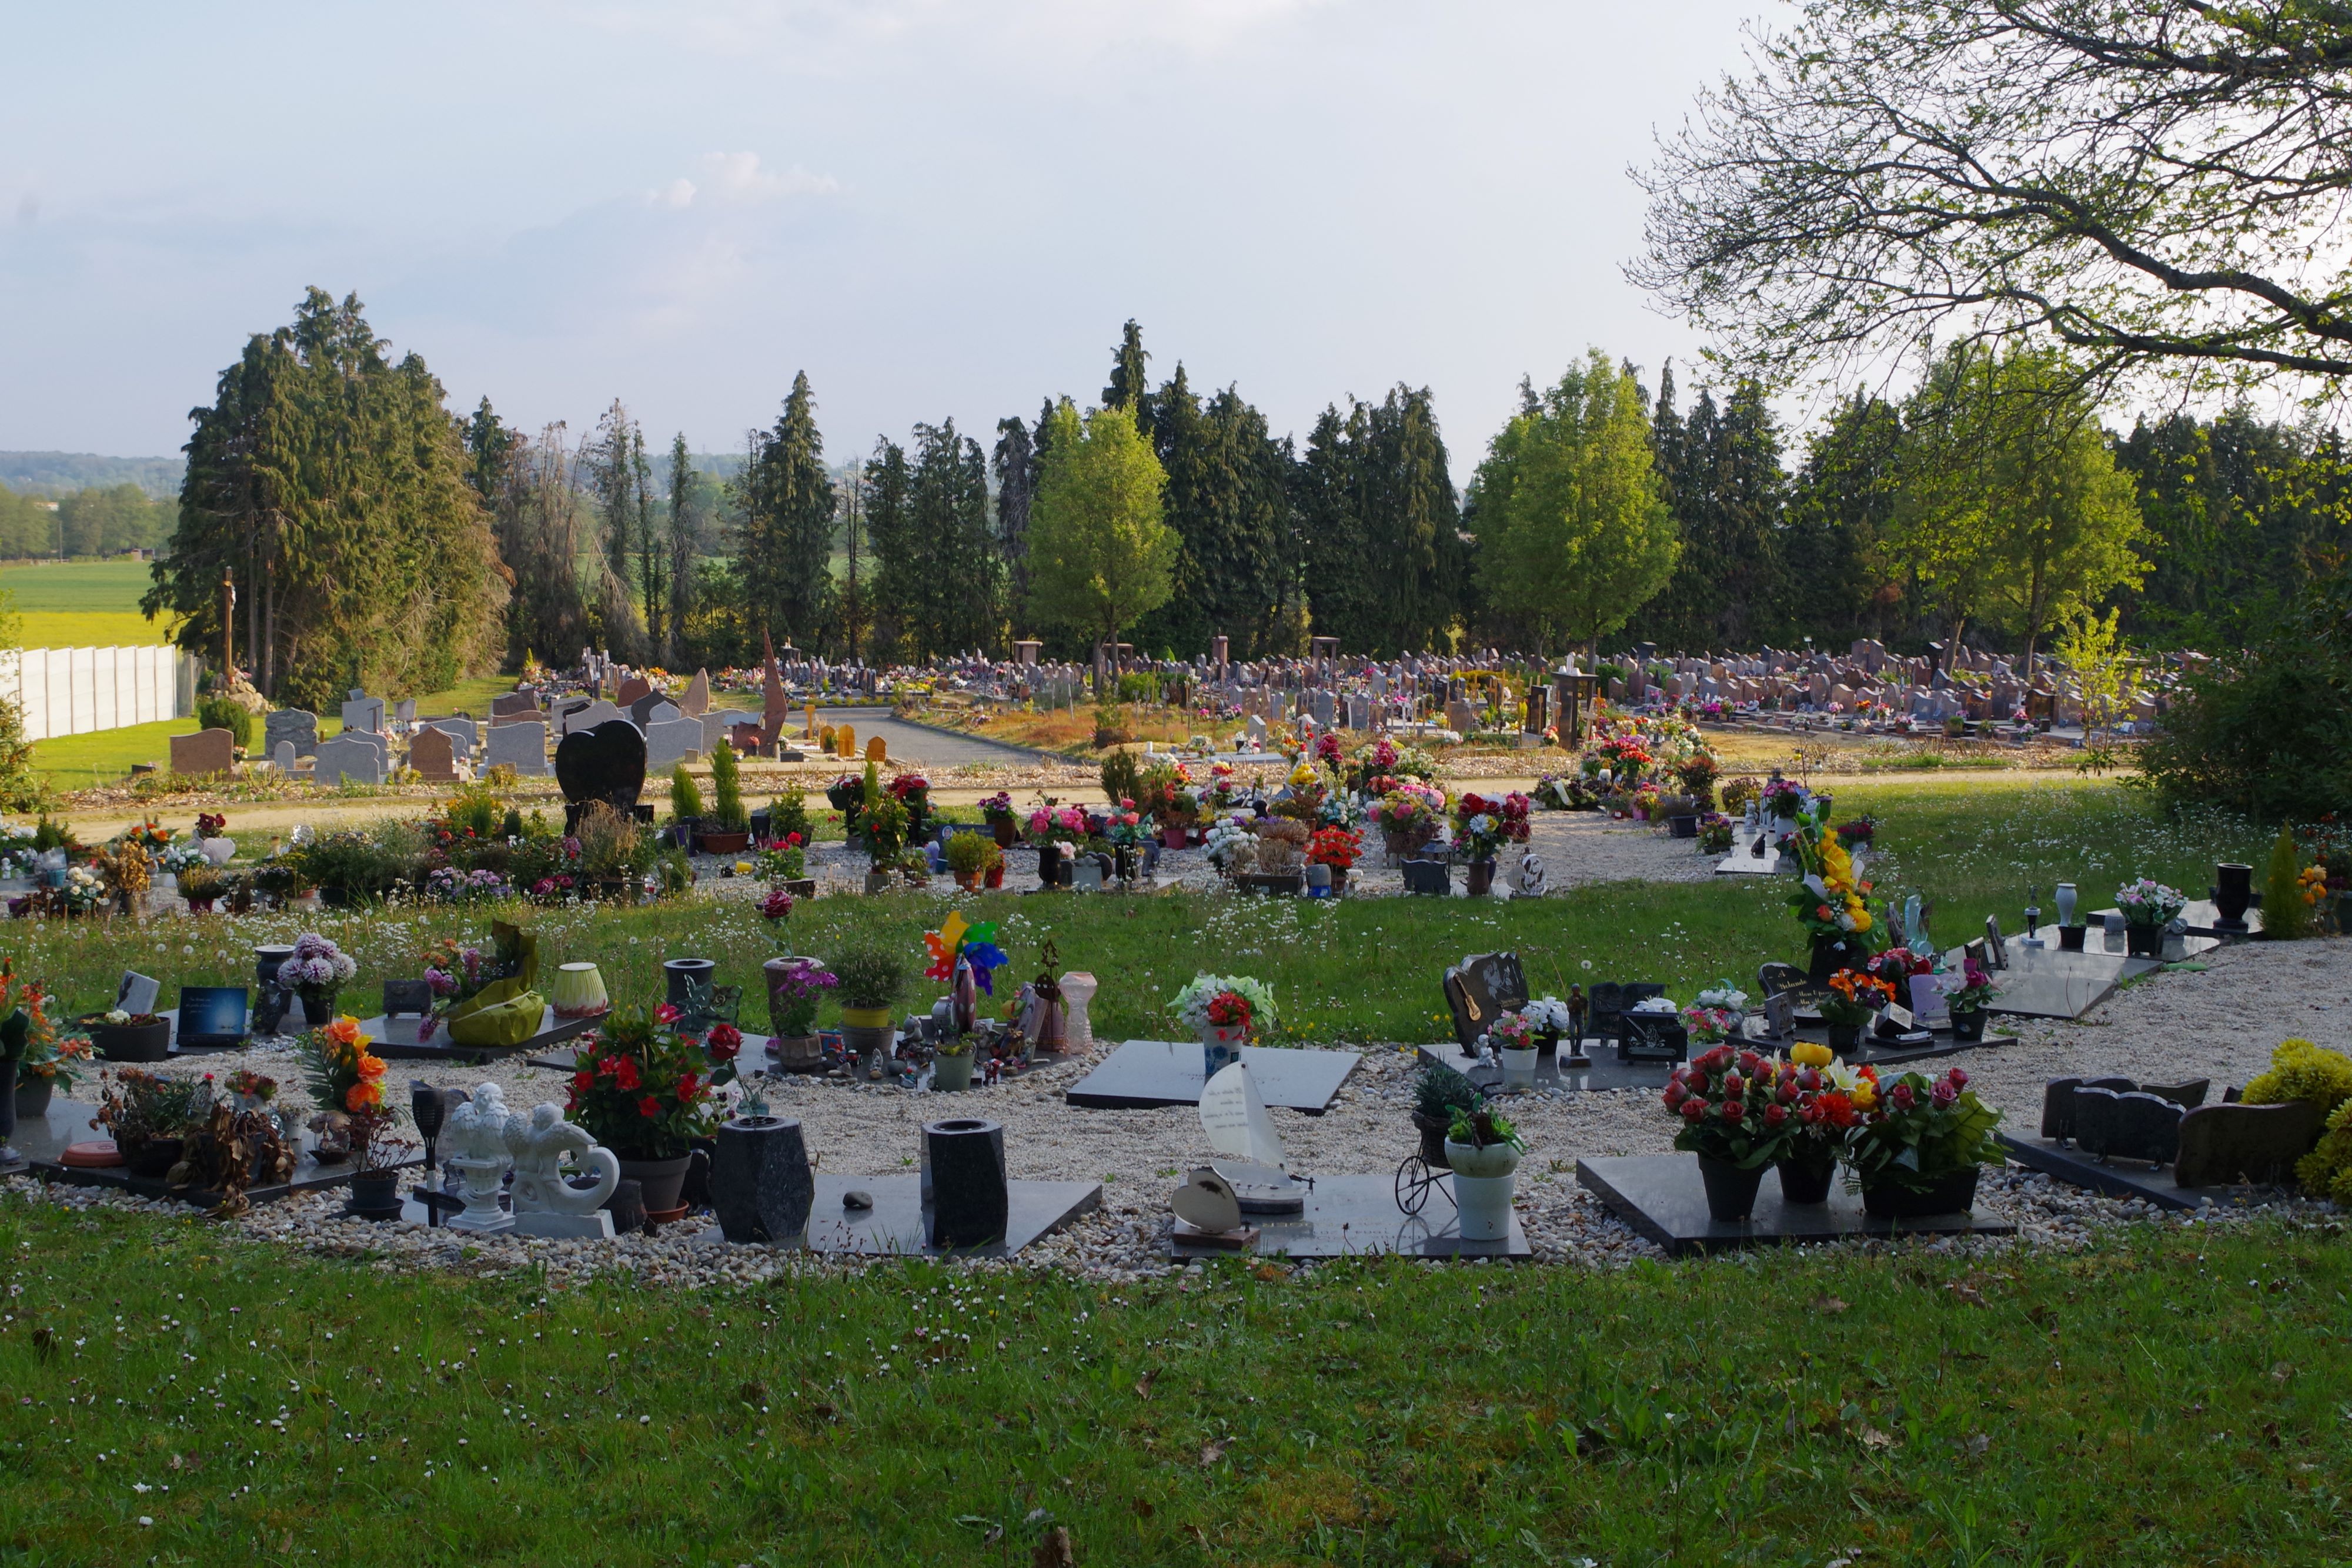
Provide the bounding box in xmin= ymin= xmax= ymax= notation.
xmin=666 ymin=433 xmax=697 ymax=664
xmin=1102 ymin=320 xmax=1154 ymax=429
xmin=734 ymin=372 xmax=836 ymax=652
xmin=993 ymin=415 xmax=1037 ymax=631
xmin=144 ymin=287 xmax=507 ymax=707
xmin=1781 ymin=392 xmax=1910 ymax=647
xmin=1025 ymin=399 xmax=1175 ymax=668
xmin=864 ymin=420 xmax=1001 ymax=660
xmin=1892 ymin=347 xmax=2150 ymax=663
xmin=1628 ymin=377 xmax=1788 ymax=650
xmin=492 ymin=424 xmax=591 ymax=670
xmin=56 ymin=485 xmax=168 ymax=556
xmin=582 ymin=402 xmax=650 ymax=661
xmin=0 ymin=485 xmax=54 ymax=559
xmin=1132 ymin=372 xmax=1294 ymax=659
xmin=1298 ymin=386 xmax=1465 ymax=656
xmin=1468 ymin=349 xmax=1678 ymax=656
xmin=1634 ymin=1 xmax=2352 ymax=396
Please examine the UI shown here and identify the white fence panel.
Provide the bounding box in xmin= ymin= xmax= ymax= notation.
xmin=0 ymin=644 xmax=196 ymax=742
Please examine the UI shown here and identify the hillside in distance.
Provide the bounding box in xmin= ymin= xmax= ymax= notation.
xmin=0 ymin=451 xmax=185 ymax=499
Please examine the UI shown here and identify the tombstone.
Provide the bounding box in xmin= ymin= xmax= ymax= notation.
xmin=1245 ymin=714 xmax=1267 ymax=749
xmin=485 ymin=719 xmax=551 ymax=777
xmin=645 ymin=716 xmax=705 ymax=769
xmin=563 ymin=700 xmax=625 ymax=736
xmin=490 ymin=691 xmax=540 ymax=723
xmin=170 ymin=728 xmax=236 ymax=778
xmin=1524 ymin=686 xmax=1548 ymax=734
xmin=2174 ymin=1100 xmax=2325 ymax=1188
xmin=1445 ymin=699 xmax=1477 ymax=734
xmin=1345 ymin=696 xmax=1371 ymax=730
xmin=313 ymin=734 xmax=386 ymax=787
xmin=340 ymin=690 xmax=386 ymax=734
xmin=627 ymin=691 xmax=672 ymax=727
xmin=865 ymin=735 xmax=887 ymax=764
xmin=554 ymin=719 xmax=649 ymax=827
xmin=614 ymin=674 xmax=654 ymax=709
xmin=679 ymin=669 xmax=711 ymax=717
xmin=263 ymin=708 xmax=319 ymax=759
xmin=422 ymin=716 xmax=477 ymax=754
xmin=409 ymin=726 xmax=460 ymax=782
xmin=272 ymin=740 xmax=296 ymax=774
xmin=1312 ymin=690 xmax=1336 ymax=728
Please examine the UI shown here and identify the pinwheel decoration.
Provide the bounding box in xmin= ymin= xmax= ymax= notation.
xmin=925 ymin=911 xmax=1010 ymax=1037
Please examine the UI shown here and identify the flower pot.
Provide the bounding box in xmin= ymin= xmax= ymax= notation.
xmin=1200 ymin=1023 xmax=1248 ymax=1078
xmin=992 ymin=818 xmax=1018 ymax=849
xmin=931 ymin=1051 xmax=974 ymax=1092
xmin=1775 ymin=1144 xmax=1836 ymax=1206
xmin=1444 ymin=1141 xmax=1520 ymax=1240
xmin=2213 ymin=862 xmax=2254 ymax=927
xmin=550 ymin=962 xmax=610 ymax=1019
xmin=1411 ymin=1109 xmax=1453 ymax=1170
xmin=1860 ymin=1165 xmax=1980 ymax=1221
xmin=1696 ymin=1154 xmax=1767 ymax=1221
xmin=984 ymin=863 xmax=1004 ymax=890
xmin=925 ymin=1117 xmax=1009 ymax=1249
xmin=2125 ymin=922 xmax=2163 ymax=958
xmin=1826 ymin=1022 xmax=1862 ymax=1052
xmin=863 ymin=870 xmax=891 ymax=895
xmin=2054 ymin=882 xmax=2077 ymax=927
xmin=1035 ymin=842 xmax=1063 ymax=889
xmin=710 ymin=1116 xmax=814 ymax=1243
xmin=603 ymin=1178 xmax=646 ymax=1236
xmin=1807 ymin=934 xmax=1861 ymax=982
xmin=299 ymin=989 xmax=339 ymax=1028
xmin=616 ymin=1153 xmax=695 ymax=1213
xmin=954 ymin=870 xmax=978 ymax=891
xmin=2056 ymin=924 xmax=2086 ymax=952
xmin=1161 ymin=825 xmax=1189 ymax=850
xmin=15 ymin=1074 xmax=54 ymax=1122
xmin=1949 ymin=1008 xmax=1987 ymax=1042
xmin=1466 ymin=860 xmax=1496 ymax=897
xmin=695 ymin=830 xmax=751 ymax=855
xmin=347 ymin=1168 xmax=403 ymax=1222
xmin=840 ymin=1009 xmax=897 ymax=1070
xmin=1329 ymin=866 xmax=1349 ymax=894
xmin=125 ymin=1136 xmax=185 ymax=1179
xmin=1668 ymin=814 xmax=1699 ymax=840
xmin=1499 ymin=1047 xmax=1538 ymax=1090
xmin=662 ymin=958 xmax=717 ymax=1008
xmin=90 ymin=1017 xmax=171 ymax=1062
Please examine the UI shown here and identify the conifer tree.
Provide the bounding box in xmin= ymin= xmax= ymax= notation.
xmin=735 ymin=372 xmax=836 ymax=651
xmin=1102 ymin=320 xmax=1154 ymax=429
xmin=666 ymin=433 xmax=697 ymax=664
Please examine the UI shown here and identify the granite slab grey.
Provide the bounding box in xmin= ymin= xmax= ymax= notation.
xmin=1168 ymin=1172 xmax=1530 ymax=1260
xmin=1064 ymin=1040 xmax=1361 ymax=1114
xmin=1576 ymin=1154 xmax=2017 ymax=1257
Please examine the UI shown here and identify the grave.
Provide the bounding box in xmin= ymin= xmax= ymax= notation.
xmin=11 ymin=1095 xmax=419 ymax=1211
xmin=679 ymin=669 xmax=711 ymax=716
xmin=1715 ymin=824 xmax=1788 ymax=875
xmin=340 ymin=690 xmax=386 ymax=734
xmin=484 ymin=720 xmax=550 ymax=777
xmin=1996 ymin=1074 xmax=2321 ymax=1210
xmin=421 ymin=716 xmax=478 ymax=753
xmin=271 ymin=740 xmax=297 ymax=774
xmin=1168 ymin=1174 xmax=1530 ymax=1260
xmin=263 ymin=708 xmax=319 ymax=759
xmin=1577 ymin=1155 xmax=2016 ymax=1257
xmin=362 ymin=1005 xmax=600 ymax=1063
xmin=627 ymin=691 xmax=671 ymax=727
xmin=489 ymin=691 xmax=540 ymax=722
xmin=614 ymin=674 xmax=654 ymax=708
xmin=409 ymin=726 xmax=460 ymax=781
xmin=689 ymin=1174 xmax=1100 ymax=1258
xmin=169 ymin=728 xmax=235 ymax=778
xmin=645 ymin=715 xmax=704 ymax=768
xmin=2086 ymin=900 xmax=2261 ymax=941
xmin=313 ymin=734 xmax=385 ymax=787
xmin=562 ymin=699 xmax=624 ymax=735
xmin=554 ymin=719 xmax=648 ymax=827
xmin=1064 ymin=1040 xmax=1361 ymax=1114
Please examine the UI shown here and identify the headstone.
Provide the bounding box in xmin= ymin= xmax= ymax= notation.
xmin=679 ymin=670 xmax=711 ymax=717
xmin=272 ymin=740 xmax=296 ymax=774
xmin=409 ymin=726 xmax=460 ymax=781
xmin=835 ymin=723 xmax=857 ymax=760
xmin=422 ymin=716 xmax=477 ymax=753
xmin=627 ymin=691 xmax=670 ymax=727
xmin=314 ymin=734 xmax=386 ymax=787
xmin=554 ymin=719 xmax=649 ymax=824
xmin=170 ymin=728 xmax=236 ymax=778
xmin=340 ymin=690 xmax=386 ymax=735
xmin=645 ymin=716 xmax=704 ymax=768
xmin=1245 ymin=714 xmax=1267 ymax=748
xmin=866 ymin=735 xmax=887 ymax=763
xmin=117 ymin=971 xmax=162 ymax=1015
xmin=563 ymin=700 xmax=624 ymax=736
xmin=263 ymin=708 xmax=319 ymax=759
xmin=490 ymin=691 xmax=539 ymax=722
xmin=614 ymin=674 xmax=654 ymax=708
xmin=485 ymin=720 xmax=551 ymax=777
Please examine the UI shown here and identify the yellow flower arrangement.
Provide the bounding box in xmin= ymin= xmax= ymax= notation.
xmin=1789 ymin=1041 xmax=1833 ymax=1068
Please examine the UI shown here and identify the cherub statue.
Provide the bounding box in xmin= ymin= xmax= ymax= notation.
xmin=442 ymin=1081 xmax=514 ymax=1232
xmin=503 ymin=1102 xmax=619 ymax=1215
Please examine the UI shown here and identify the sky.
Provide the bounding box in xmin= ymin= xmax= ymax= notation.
xmin=0 ymin=0 xmax=1769 ymax=476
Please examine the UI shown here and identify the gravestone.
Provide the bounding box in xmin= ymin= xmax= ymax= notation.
xmin=614 ymin=674 xmax=654 ymax=708
xmin=170 ymin=728 xmax=236 ymax=778
xmin=313 ymin=734 xmax=386 ymax=787
xmin=409 ymin=726 xmax=460 ymax=781
xmin=645 ymin=716 xmax=704 ymax=768
xmin=865 ymin=735 xmax=887 ymax=763
xmin=395 ymin=698 xmax=417 ymax=725
xmin=680 ymin=669 xmax=711 ymax=716
xmin=1245 ymin=715 xmax=1267 ymax=748
xmin=554 ymin=719 xmax=649 ymax=826
xmin=2174 ymin=1101 xmax=2323 ymax=1188
xmin=627 ymin=691 xmax=670 ymax=727
xmin=272 ymin=740 xmax=296 ymax=774
xmin=340 ymin=690 xmax=386 ymax=735
xmin=422 ymin=716 xmax=477 ymax=753
xmin=563 ymin=700 xmax=624 ymax=736
xmin=1445 ymin=699 xmax=1477 ymax=734
xmin=1312 ymin=690 xmax=1336 ymax=728
xmin=489 ymin=691 xmax=539 ymax=722
xmin=263 ymin=708 xmax=319 ymax=759
xmin=485 ymin=720 xmax=550 ymax=777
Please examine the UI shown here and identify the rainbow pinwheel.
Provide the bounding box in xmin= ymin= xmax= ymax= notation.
xmin=923 ymin=911 xmax=1009 ymax=995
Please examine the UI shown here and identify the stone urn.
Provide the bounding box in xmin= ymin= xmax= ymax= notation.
xmin=710 ymin=1116 xmax=814 ymax=1243
xmin=924 ymin=1117 xmax=1009 ymax=1249
xmin=1058 ymin=972 xmax=1098 ymax=1052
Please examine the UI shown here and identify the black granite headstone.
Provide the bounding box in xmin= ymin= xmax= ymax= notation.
xmin=554 ymin=719 xmax=647 ymax=829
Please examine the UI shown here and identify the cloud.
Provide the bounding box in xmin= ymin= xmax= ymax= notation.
xmin=646 ymin=153 xmax=837 ymax=209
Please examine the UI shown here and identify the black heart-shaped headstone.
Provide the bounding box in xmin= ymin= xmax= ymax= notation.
xmin=556 ymin=719 xmax=647 ymax=828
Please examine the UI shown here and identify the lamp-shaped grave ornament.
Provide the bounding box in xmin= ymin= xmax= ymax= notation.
xmin=442 ymin=1081 xmax=516 ymax=1233
xmin=504 ymin=1102 xmax=621 ymax=1239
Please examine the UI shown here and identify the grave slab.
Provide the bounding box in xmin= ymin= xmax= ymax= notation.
xmin=359 ymin=1007 xmax=597 ymax=1062
xmin=2087 ymin=901 xmax=2258 ymax=941
xmin=1576 ymin=1154 xmax=2016 ymax=1257
xmin=14 ymin=1096 xmax=418 ymax=1209
xmin=1170 ymin=1172 xmax=1529 ymax=1260
xmin=523 ymin=1029 xmax=771 ymax=1074
xmin=1416 ymin=1019 xmax=2011 ymax=1096
xmin=1994 ymin=1134 xmax=2294 ymax=1211
xmin=689 ymin=1174 xmax=1100 ymax=1258
xmin=1064 ymin=1040 xmax=1361 ymax=1114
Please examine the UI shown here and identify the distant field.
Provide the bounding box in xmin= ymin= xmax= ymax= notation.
xmin=0 ymin=560 xmax=175 ymax=646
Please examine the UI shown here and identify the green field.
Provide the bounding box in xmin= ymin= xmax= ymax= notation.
xmin=0 ymin=559 xmax=175 ymax=647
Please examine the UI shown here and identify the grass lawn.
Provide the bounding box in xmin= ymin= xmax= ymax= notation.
xmin=0 ymin=559 xmax=177 ymax=647
xmin=1 ymin=1198 xmax=2344 ymax=1564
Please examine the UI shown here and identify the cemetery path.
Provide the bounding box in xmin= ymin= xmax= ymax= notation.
xmin=812 ymin=707 xmax=1045 ymax=767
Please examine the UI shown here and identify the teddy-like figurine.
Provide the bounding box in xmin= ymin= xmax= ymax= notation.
xmin=505 ymin=1102 xmax=619 ymax=1217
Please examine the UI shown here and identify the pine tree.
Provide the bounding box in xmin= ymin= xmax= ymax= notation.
xmin=583 ymin=402 xmax=650 ymax=661
xmin=1102 ymin=320 xmax=1154 ymax=430
xmin=860 ymin=439 xmax=912 ymax=660
xmin=1299 ymin=387 xmax=1465 ymax=656
xmin=493 ymin=425 xmax=591 ymax=669
xmin=994 ymin=415 xmax=1038 ymax=630
xmin=1783 ymin=392 xmax=1906 ymax=646
xmin=666 ymin=434 xmax=697 ymax=664
xmin=735 ymin=372 xmax=837 ymax=652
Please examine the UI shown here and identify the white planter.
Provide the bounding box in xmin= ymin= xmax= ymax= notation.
xmin=1060 ymin=972 xmax=1098 ymax=1051
xmin=1444 ymin=1138 xmax=1522 ymax=1179
xmin=1444 ymin=1139 xmax=1522 ymax=1241
xmin=1200 ymin=1023 xmax=1248 ymax=1078
xmin=1499 ymin=1047 xmax=1538 ymax=1090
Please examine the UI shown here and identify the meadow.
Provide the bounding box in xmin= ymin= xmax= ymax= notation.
xmin=0 ymin=558 xmax=175 ymax=648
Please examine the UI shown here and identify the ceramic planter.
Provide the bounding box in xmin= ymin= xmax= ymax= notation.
xmin=616 ymin=1153 xmax=695 ymax=1213
xmin=346 ymin=1169 xmax=403 ymax=1222
xmin=1696 ymin=1154 xmax=1767 ymax=1221
xmin=89 ymin=1018 xmax=171 ymax=1063
xmin=1860 ymin=1165 xmax=1980 ymax=1220
xmin=15 ymin=1074 xmax=54 ymax=1122
xmin=710 ymin=1116 xmax=814 ymax=1243
xmin=299 ymin=989 xmax=338 ymax=1028
xmin=984 ymin=864 xmax=1004 ymax=890
xmin=1035 ymin=843 xmax=1063 ymax=889
xmin=551 ymin=962 xmax=610 ymax=1019
xmin=1668 ymin=814 xmax=1699 ymax=839
xmin=840 ymin=1007 xmax=897 ymax=1070
xmin=2212 ymin=862 xmax=2254 ymax=927
xmin=1465 ymin=860 xmax=1496 ymax=897
xmin=662 ymin=958 xmax=717 ymax=1007
xmin=931 ymin=1051 xmax=975 ymax=1092
xmin=2125 ymin=922 xmax=2163 ymax=958
xmin=124 ymin=1136 xmax=185 ymax=1179
xmin=992 ymin=818 xmax=1018 ymax=849
xmin=1444 ymin=1139 xmax=1520 ymax=1240
xmin=695 ymin=830 xmax=751 ymax=856
xmin=1200 ymin=1024 xmax=1248 ymax=1078
xmin=1499 ymin=1047 xmax=1538 ymax=1090
xmin=1826 ymin=1022 xmax=1863 ymax=1052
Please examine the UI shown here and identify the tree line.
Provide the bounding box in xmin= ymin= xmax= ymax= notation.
xmin=0 ymin=482 xmax=171 ymax=560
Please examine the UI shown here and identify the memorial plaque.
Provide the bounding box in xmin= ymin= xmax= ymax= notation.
xmin=1064 ymin=1041 xmax=1360 ymax=1114
xmin=169 ymin=728 xmax=235 ymax=778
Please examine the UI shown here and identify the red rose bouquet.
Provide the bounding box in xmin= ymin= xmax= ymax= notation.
xmin=1662 ymin=1045 xmax=1792 ymax=1171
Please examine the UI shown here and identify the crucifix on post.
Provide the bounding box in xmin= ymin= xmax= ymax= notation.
xmin=220 ymin=569 xmax=236 ymax=688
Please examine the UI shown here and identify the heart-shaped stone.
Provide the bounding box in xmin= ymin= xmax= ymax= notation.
xmin=1171 ymin=1168 xmax=1242 ymax=1233
xmin=555 ymin=719 xmax=647 ymax=824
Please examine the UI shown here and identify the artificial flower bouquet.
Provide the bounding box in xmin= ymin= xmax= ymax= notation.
xmin=1368 ymin=784 xmax=1446 ymax=842
xmin=1453 ymin=791 xmax=1532 ymax=861
xmin=566 ymin=1004 xmax=716 ymax=1161
xmin=1484 ymin=1008 xmax=1535 ymax=1053
xmin=1682 ymin=979 xmax=1749 ymax=1043
xmin=1760 ymin=777 xmax=1805 ymax=817
xmin=1025 ymin=802 xmax=1088 ymax=849
xmin=1843 ymin=1065 xmax=2003 ymax=1195
xmin=1819 ymin=968 xmax=1895 ymax=1029
xmin=1305 ymin=827 xmax=1362 ymax=870
xmin=1167 ymin=973 xmax=1277 ymax=1040
xmin=1942 ymin=958 xmax=1997 ymax=1013
xmin=277 ymin=933 xmax=359 ymax=1007
xmin=1790 ymin=827 xmax=1877 ymax=945
xmin=1662 ymin=1045 xmax=1792 ymax=1170
xmin=2114 ymin=877 xmax=2186 ymax=929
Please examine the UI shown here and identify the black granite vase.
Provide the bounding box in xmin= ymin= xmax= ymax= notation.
xmin=662 ymin=958 xmax=717 ymax=1007
xmin=603 ymin=1178 xmax=646 ymax=1235
xmin=925 ymin=1117 xmax=1009 ymax=1249
xmin=2212 ymin=863 xmax=2254 ymax=930
xmin=1697 ymin=1154 xmax=1766 ymax=1221
xmin=711 ymin=1116 xmax=814 ymax=1244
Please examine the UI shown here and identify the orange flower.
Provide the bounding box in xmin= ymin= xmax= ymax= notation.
xmin=344 ymin=1080 xmax=383 ymax=1112
xmin=355 ymin=1051 xmax=386 ymax=1081
xmin=325 ymin=1016 xmax=362 ymax=1048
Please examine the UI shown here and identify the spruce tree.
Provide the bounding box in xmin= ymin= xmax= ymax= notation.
xmin=735 ymin=372 xmax=836 ymax=652
xmin=994 ymin=415 xmax=1037 ymax=630
xmin=666 ymin=433 xmax=697 ymax=665
xmin=1102 ymin=320 xmax=1154 ymax=429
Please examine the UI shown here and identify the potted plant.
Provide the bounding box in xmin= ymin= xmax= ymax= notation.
xmin=276 ymin=933 xmax=360 ymax=1027
xmin=223 ymin=1067 xmax=278 ymax=1114
xmin=1788 ymin=810 xmax=1879 ymax=978
xmin=1167 ymin=972 xmax=1275 ymax=1076
xmin=2114 ymin=878 xmax=2186 ymax=957
xmin=944 ymin=830 xmax=1001 ymax=891
xmin=832 ymin=945 xmax=907 ymax=1069
xmin=1661 ymin=1044 xmax=1790 ymax=1221
xmin=1024 ymin=798 xmax=1085 ymax=888
xmin=1761 ymin=777 xmax=1804 ymax=821
xmin=1444 ymin=1103 xmax=1525 ymax=1241
xmin=1452 ymin=791 xmax=1531 ymax=895
xmin=1773 ymin=1041 xmax=1867 ymax=1203
xmin=696 ymin=742 xmax=751 ymax=854
xmin=15 ymin=1023 xmax=89 ymax=1122
xmin=576 ymin=801 xmax=649 ymax=898
xmin=1681 ymin=980 xmax=1748 ymax=1046
xmin=980 ymin=791 xmax=1021 ymax=849
xmin=1698 ymin=813 xmax=1735 ymax=854
xmin=1485 ymin=1008 xmax=1539 ymax=1090
xmin=1819 ymin=968 xmax=1893 ymax=1051
xmin=195 ymin=812 xmax=235 ymax=865
xmin=292 ymin=1012 xmax=388 ymax=1157
xmin=1653 ymin=793 xmax=1703 ymax=838
xmin=1845 ymin=1065 xmax=2003 ymax=1219
xmin=762 ymin=955 xmax=836 ymax=1072
xmin=346 ymin=1089 xmax=417 ymax=1221
xmin=1942 ymin=958 xmax=1997 ymax=1041
xmin=667 ymin=763 xmax=706 ymax=850
xmin=850 ymin=766 xmax=910 ymax=892
xmin=1306 ymin=826 xmax=1362 ymax=893
xmin=1366 ymin=783 xmax=1445 ymax=861
xmin=564 ymin=1004 xmax=716 ymax=1216
xmin=1835 ymin=816 xmax=1877 ymax=852
xmin=81 ymin=1007 xmax=171 ymax=1063
xmin=1410 ymin=1062 xmax=1479 ymax=1169
xmin=92 ymin=1068 xmax=211 ymax=1176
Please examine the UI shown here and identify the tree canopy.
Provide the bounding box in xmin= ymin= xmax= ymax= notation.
xmin=1024 ymin=399 xmax=1175 ymax=655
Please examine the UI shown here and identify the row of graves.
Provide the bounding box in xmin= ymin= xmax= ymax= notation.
xmin=0 ymin=798 xmax=2329 ymax=1263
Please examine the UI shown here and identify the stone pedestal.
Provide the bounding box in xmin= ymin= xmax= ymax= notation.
xmin=1059 ymin=972 xmax=1098 ymax=1051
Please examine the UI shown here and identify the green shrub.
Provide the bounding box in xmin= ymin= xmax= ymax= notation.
xmin=196 ymin=698 xmax=251 ymax=748
xmin=1100 ymin=748 xmax=1142 ymax=809
xmin=2242 ymin=1037 xmax=2352 ymax=1116
xmin=2296 ymin=1098 xmax=2352 ymax=1203
xmin=2263 ymin=825 xmax=2310 ymax=941
xmin=708 ymin=741 xmax=747 ymax=830
xmin=769 ymin=788 xmax=811 ymax=845
xmin=1412 ymin=1063 xmax=1480 ymax=1121
xmin=669 ymin=764 xmax=706 ymax=827
xmin=831 ymin=944 xmax=907 ymax=1012
xmin=944 ymin=831 xmax=999 ymax=876
xmin=443 ymin=782 xmax=503 ymax=840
